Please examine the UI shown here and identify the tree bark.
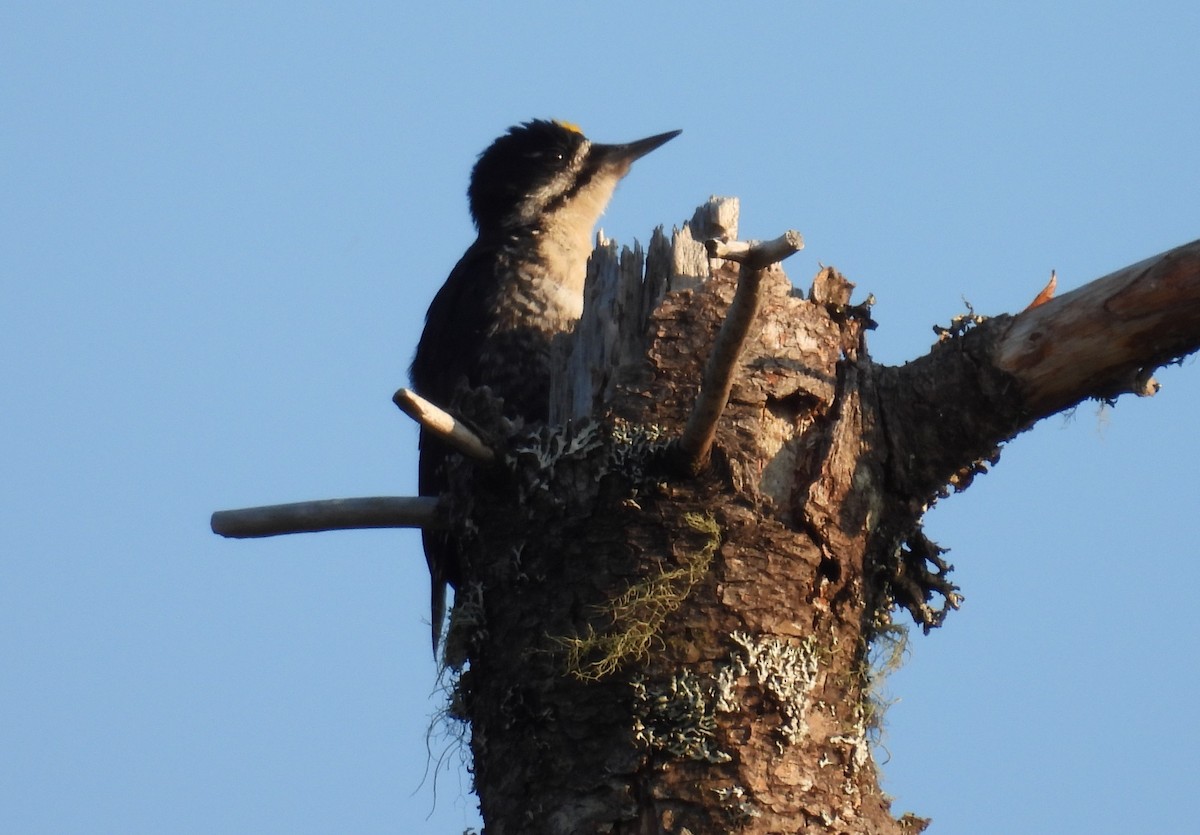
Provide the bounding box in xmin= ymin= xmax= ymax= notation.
xmin=442 ymin=200 xmax=1200 ymax=833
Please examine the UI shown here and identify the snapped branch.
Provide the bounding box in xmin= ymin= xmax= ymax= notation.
xmin=879 ymin=236 xmax=1200 ymax=516
xmin=995 ymin=237 xmax=1200 ymax=416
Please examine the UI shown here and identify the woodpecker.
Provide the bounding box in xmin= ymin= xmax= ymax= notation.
xmin=410 ymin=119 xmax=680 ymax=652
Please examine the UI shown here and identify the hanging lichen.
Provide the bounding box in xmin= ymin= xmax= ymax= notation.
xmin=557 ymin=512 xmax=721 ymax=680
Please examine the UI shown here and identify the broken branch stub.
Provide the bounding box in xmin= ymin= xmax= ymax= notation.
xmin=392 ymin=387 xmax=496 ymax=463
xmin=210 ymin=496 xmax=440 ymax=538
xmin=705 ymin=230 xmax=804 ymax=270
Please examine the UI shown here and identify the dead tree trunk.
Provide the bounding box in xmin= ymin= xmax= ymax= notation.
xmin=211 ymin=197 xmax=1200 ymax=833
xmin=443 ymin=201 xmax=901 ymax=833
xmin=432 ymin=198 xmax=1200 ymax=833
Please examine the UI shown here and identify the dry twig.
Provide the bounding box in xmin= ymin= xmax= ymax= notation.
xmin=210 ymin=496 xmax=439 ymax=538
xmin=676 ymin=231 xmax=804 ymax=473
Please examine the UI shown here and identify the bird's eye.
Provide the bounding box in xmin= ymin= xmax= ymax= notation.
xmin=524 ymin=149 xmax=566 ymax=163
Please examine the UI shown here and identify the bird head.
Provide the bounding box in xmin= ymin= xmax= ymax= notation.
xmin=467 ymin=119 xmax=681 ymax=234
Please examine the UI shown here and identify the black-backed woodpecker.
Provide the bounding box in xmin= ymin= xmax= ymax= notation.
xmin=410 ymin=119 xmax=680 ymax=652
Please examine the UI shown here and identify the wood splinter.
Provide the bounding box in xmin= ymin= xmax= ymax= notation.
xmin=393 ymin=387 xmax=496 ymax=463
xmin=1024 ymin=269 xmax=1058 ymax=311
xmin=678 ymin=230 xmax=805 ymax=474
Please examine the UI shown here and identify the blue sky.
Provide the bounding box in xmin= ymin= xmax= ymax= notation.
xmin=3 ymin=3 xmax=1198 ymax=833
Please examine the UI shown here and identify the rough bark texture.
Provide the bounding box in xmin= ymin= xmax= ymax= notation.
xmin=444 ymin=202 xmax=912 ymax=833
xmin=439 ymin=200 xmax=1200 ymax=833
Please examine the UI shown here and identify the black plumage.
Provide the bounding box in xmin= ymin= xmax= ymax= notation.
xmin=410 ymin=120 xmax=680 ymax=653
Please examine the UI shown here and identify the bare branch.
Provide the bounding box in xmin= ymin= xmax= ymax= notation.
xmin=677 ymin=232 xmax=804 ymax=473
xmin=210 ymin=497 xmax=440 ymax=538
xmin=393 ymin=387 xmax=496 ymax=463
xmin=995 ymin=238 xmax=1200 ymax=415
xmin=879 ymin=237 xmax=1200 ymax=515
xmin=706 ymin=230 xmax=804 ymax=269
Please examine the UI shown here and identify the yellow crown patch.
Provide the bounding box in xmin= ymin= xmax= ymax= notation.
xmin=554 ymin=120 xmax=583 ymax=135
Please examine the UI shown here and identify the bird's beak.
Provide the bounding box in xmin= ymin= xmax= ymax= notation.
xmin=591 ymin=129 xmax=682 ymax=173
